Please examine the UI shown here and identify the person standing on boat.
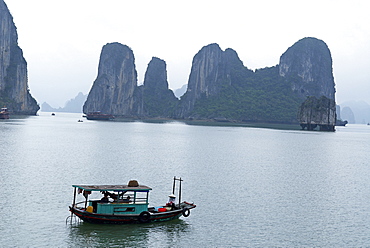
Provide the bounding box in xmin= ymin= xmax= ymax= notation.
xmin=166 ymin=194 xmax=176 ymax=209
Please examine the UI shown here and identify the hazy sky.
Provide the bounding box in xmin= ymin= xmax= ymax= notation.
xmin=5 ymin=0 xmax=370 ymax=107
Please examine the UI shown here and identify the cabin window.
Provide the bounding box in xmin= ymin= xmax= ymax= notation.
xmin=134 ymin=191 xmax=149 ymax=204
xmin=113 ymin=207 xmax=135 ymax=213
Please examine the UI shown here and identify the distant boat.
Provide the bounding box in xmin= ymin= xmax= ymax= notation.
xmin=0 ymin=107 xmax=10 ymax=119
xmin=67 ymin=177 xmax=196 ymax=224
xmin=83 ymin=111 xmax=114 ymax=121
xmin=78 ymin=120 xmax=83 ymax=122
xmin=51 ymin=113 xmax=55 ymax=116
xmin=335 ymin=119 xmax=348 ymax=126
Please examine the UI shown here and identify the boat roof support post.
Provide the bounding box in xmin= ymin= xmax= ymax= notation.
xmin=84 ymin=191 xmax=88 ymax=209
xmin=72 ymin=187 xmax=77 ymax=206
xmin=70 ymin=187 xmax=77 ymax=221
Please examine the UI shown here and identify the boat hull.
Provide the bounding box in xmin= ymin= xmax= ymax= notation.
xmin=83 ymin=112 xmax=114 ymax=121
xmin=85 ymin=116 xmax=114 ymax=121
xmin=0 ymin=108 xmax=10 ymax=119
xmin=0 ymin=113 xmax=9 ymax=119
xmin=70 ymin=206 xmax=187 ymax=224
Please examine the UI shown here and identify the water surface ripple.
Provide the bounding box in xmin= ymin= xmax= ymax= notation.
xmin=1 ymin=113 xmax=369 ymax=247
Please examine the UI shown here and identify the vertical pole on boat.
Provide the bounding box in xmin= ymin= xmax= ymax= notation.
xmin=70 ymin=187 xmax=77 ymax=222
xmin=84 ymin=191 xmax=88 ymax=209
xmin=178 ymin=177 xmax=182 ymax=205
xmin=72 ymin=187 xmax=77 ymax=207
xmin=172 ymin=176 xmax=176 ymax=194
xmin=172 ymin=177 xmax=183 ymax=205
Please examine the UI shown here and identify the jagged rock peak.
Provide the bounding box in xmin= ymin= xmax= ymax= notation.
xmin=188 ymin=43 xmax=245 ymax=98
xmin=186 ymin=44 xmax=222 ymax=99
xmin=279 ymin=37 xmax=335 ymax=100
xmin=97 ymin=42 xmax=135 ymax=77
xmin=0 ymin=0 xmax=39 ymax=114
xmin=83 ymin=42 xmax=137 ymax=116
xmin=143 ymin=57 xmax=168 ymax=90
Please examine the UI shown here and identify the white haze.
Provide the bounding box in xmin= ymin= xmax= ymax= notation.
xmin=4 ymin=0 xmax=370 ymax=107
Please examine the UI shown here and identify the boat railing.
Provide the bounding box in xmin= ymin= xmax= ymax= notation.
xmin=73 ymin=201 xmax=87 ymax=208
xmin=132 ymin=197 xmax=148 ymax=204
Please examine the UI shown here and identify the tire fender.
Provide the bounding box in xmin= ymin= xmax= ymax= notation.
xmin=182 ymin=208 xmax=190 ymax=217
xmin=138 ymin=211 xmax=151 ymax=223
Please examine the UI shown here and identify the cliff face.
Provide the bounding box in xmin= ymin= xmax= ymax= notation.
xmin=0 ymin=0 xmax=39 ymax=114
xmin=279 ymin=37 xmax=335 ymax=100
xmin=187 ymin=44 xmax=229 ymax=99
xmin=83 ymin=42 xmax=137 ymax=116
xmin=177 ymin=43 xmax=250 ymax=118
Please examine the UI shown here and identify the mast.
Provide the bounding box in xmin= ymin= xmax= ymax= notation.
xmin=172 ymin=177 xmax=183 ymax=204
xmin=179 ymin=177 xmax=182 ymax=204
xmin=172 ymin=176 xmax=176 ymax=194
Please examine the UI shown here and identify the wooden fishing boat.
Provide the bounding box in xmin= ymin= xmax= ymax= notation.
xmin=83 ymin=111 xmax=114 ymax=121
xmin=0 ymin=107 xmax=9 ymax=119
xmin=68 ymin=177 xmax=196 ymax=224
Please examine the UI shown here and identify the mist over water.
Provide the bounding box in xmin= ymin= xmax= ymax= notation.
xmin=1 ymin=112 xmax=370 ymax=247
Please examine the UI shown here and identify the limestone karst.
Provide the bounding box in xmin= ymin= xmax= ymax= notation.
xmin=83 ymin=38 xmax=336 ymax=129
xmin=0 ymin=0 xmax=39 ymax=114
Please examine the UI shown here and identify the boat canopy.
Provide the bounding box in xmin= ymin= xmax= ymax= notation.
xmin=72 ymin=184 xmax=152 ymax=192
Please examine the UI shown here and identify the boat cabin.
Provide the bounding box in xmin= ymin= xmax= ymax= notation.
xmin=72 ymin=181 xmax=152 ymax=216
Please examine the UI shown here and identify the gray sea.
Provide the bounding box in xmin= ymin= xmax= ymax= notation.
xmin=1 ymin=112 xmax=370 ymax=247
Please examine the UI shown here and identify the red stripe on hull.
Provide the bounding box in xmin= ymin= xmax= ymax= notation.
xmin=70 ymin=207 xmax=183 ymax=224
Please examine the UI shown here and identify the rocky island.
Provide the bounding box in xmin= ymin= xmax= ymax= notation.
xmin=0 ymin=0 xmax=39 ymax=115
xmin=84 ymin=37 xmax=337 ymax=130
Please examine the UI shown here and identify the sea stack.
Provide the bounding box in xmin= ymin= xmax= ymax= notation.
xmin=0 ymin=0 xmax=39 ymax=114
xmin=139 ymin=57 xmax=178 ymax=117
xmin=83 ymin=42 xmax=137 ymax=116
xmin=281 ymin=37 xmax=337 ymax=130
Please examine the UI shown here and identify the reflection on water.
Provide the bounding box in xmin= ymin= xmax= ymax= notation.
xmin=67 ymin=219 xmax=190 ymax=247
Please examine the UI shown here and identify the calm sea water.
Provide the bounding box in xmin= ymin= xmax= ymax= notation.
xmin=1 ymin=112 xmax=370 ymax=247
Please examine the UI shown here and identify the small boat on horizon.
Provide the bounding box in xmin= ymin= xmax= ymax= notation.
xmin=68 ymin=177 xmax=196 ymax=224
xmin=83 ymin=111 xmax=114 ymax=121
xmin=0 ymin=107 xmax=10 ymax=119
